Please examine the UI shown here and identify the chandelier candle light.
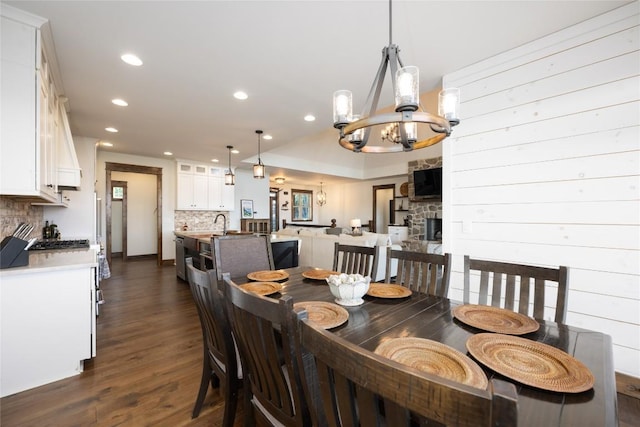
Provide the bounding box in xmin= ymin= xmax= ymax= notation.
xmin=332 ymin=0 xmax=460 ymax=153
xmin=253 ymin=130 xmax=265 ymax=179
xmin=317 ymin=182 xmax=327 ymax=206
xmin=225 ymin=145 xmax=235 ymax=185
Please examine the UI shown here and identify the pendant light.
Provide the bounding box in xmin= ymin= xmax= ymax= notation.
xmin=317 ymin=182 xmax=327 ymax=206
xmin=253 ymin=130 xmax=265 ymax=179
xmin=224 ymin=145 xmax=235 ymax=185
xmin=332 ymin=0 xmax=460 ymax=153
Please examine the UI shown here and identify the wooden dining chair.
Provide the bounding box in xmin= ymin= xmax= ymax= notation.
xmin=332 ymin=242 xmax=379 ymax=279
xmin=463 ymin=255 xmax=570 ymax=323
xmin=385 ymin=248 xmax=452 ymax=297
xmin=295 ymin=310 xmax=518 ymax=426
xmin=222 ymin=273 xmax=312 ymax=427
xmin=212 ymin=234 xmax=275 ymax=281
xmin=185 ymin=259 xmax=241 ymax=426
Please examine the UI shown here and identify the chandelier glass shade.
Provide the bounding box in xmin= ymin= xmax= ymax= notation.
xmin=317 ymin=182 xmax=327 ymax=206
xmin=253 ymin=130 xmax=265 ymax=179
xmin=225 ymin=145 xmax=235 ymax=185
xmin=332 ymin=0 xmax=460 ymax=153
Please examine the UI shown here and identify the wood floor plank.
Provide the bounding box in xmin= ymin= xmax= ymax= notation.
xmin=0 ymin=257 xmax=244 ymax=426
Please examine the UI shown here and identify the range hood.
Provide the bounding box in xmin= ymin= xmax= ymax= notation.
xmin=57 ymin=105 xmax=82 ymax=191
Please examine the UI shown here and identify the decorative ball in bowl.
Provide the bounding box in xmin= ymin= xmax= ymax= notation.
xmin=326 ymin=273 xmax=371 ymax=306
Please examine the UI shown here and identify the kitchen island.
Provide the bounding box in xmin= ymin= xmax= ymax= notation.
xmin=0 ymin=249 xmax=98 ymax=397
xmin=174 ymin=231 xmax=300 ymax=277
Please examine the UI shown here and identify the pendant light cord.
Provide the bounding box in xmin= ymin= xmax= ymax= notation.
xmin=388 ymin=0 xmax=392 ymax=46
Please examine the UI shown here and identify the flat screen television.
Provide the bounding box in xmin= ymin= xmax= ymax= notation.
xmin=412 ymin=167 xmax=442 ymax=200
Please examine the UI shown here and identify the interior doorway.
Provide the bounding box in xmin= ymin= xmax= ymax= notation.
xmin=105 ymin=162 xmax=163 ymax=267
xmin=110 ymin=180 xmax=127 ymax=259
xmin=269 ymin=187 xmax=280 ymax=232
xmin=372 ymin=184 xmax=395 ymax=234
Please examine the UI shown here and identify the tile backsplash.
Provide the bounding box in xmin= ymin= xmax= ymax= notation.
xmin=174 ymin=210 xmax=228 ymax=233
xmin=0 ymin=197 xmax=44 ymax=240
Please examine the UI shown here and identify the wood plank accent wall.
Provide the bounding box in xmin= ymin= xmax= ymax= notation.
xmin=442 ymin=4 xmax=639 ymax=377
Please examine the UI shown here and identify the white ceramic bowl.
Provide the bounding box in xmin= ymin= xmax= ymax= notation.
xmin=326 ymin=274 xmax=371 ymax=306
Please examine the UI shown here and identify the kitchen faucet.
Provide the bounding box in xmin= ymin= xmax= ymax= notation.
xmin=214 ymin=213 xmax=227 ymax=235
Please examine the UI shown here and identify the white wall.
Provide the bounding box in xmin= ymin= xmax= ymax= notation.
xmin=443 ymin=4 xmax=639 ymax=376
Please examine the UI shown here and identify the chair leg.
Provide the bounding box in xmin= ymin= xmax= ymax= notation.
xmin=222 ymin=378 xmax=240 ymax=427
xmin=242 ymin=378 xmax=255 ymax=427
xmin=192 ymin=352 xmax=212 ymax=418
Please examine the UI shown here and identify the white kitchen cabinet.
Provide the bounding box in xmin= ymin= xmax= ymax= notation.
xmin=176 ymin=162 xmax=209 ymax=210
xmin=207 ymin=166 xmax=235 ymax=211
xmin=0 ymin=250 xmax=97 ymax=397
xmin=388 ymin=225 xmax=409 ymax=244
xmin=1 ymin=7 xmax=80 ymax=203
xmin=0 ymin=11 xmax=58 ymax=202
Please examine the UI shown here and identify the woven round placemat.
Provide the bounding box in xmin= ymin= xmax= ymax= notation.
xmin=367 ymin=283 xmax=412 ymax=299
xmin=239 ymin=281 xmax=283 ymax=296
xmin=374 ymin=337 xmax=488 ymax=389
xmin=466 ymin=333 xmax=594 ymax=393
xmin=294 ymin=301 xmax=349 ymax=329
xmin=302 ymin=269 xmax=340 ymax=280
xmin=453 ymin=304 xmax=539 ymax=335
xmin=247 ymin=270 xmax=289 ymax=282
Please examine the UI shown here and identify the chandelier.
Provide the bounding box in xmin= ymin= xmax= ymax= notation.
xmin=224 ymin=145 xmax=235 ymax=185
xmin=253 ymin=130 xmax=265 ymax=179
xmin=332 ymin=0 xmax=460 ymax=153
xmin=317 ymin=182 xmax=327 ymax=206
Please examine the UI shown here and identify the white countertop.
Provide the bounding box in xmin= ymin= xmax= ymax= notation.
xmin=0 ymin=248 xmax=98 ymax=277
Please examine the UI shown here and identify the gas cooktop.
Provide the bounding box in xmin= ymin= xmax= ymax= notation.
xmin=29 ymin=239 xmax=90 ymax=251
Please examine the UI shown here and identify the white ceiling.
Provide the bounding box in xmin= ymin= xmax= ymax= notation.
xmin=3 ymin=0 xmax=631 ymax=184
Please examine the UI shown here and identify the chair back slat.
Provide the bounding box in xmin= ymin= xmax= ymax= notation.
xmin=212 ymin=235 xmax=275 ymax=281
xmin=222 ymin=273 xmax=311 ymax=426
xmin=296 ymin=312 xmax=518 ymax=426
xmin=333 ymin=243 xmax=379 ymax=279
xmin=491 ymin=273 xmax=502 ymax=306
xmin=385 ymin=248 xmax=452 ymax=297
xmin=504 ymin=275 xmax=516 ymax=311
xmin=464 ymin=255 xmax=570 ymax=323
xmin=478 ymin=271 xmax=490 ymax=305
xmin=533 ymin=278 xmax=546 ymax=319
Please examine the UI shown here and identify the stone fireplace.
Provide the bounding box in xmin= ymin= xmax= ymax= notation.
xmin=407 ymin=157 xmax=442 ymax=241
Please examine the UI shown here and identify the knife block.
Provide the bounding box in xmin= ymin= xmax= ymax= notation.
xmin=0 ymin=236 xmax=29 ymax=269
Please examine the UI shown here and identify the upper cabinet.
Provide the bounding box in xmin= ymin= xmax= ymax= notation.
xmin=176 ymin=162 xmax=209 ymax=210
xmin=175 ymin=161 xmax=234 ymax=211
xmin=0 ymin=6 xmax=81 ymax=204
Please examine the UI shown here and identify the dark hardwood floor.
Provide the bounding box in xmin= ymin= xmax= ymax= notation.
xmin=0 ymin=257 xmax=244 ymax=426
xmin=1 ymin=257 xmax=638 ymax=426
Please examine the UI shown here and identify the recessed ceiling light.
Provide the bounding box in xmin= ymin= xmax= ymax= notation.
xmin=105 ymin=127 xmax=118 ymax=133
xmin=211 ymin=158 xmax=219 ymax=163
xmin=163 ymin=151 xmax=173 ymax=156
xmin=121 ymin=53 xmax=143 ymax=66
xmin=112 ymin=98 xmax=128 ymax=107
xmin=231 ymin=149 xmax=239 ymax=154
xmin=263 ymin=134 xmax=273 ymax=140
xmin=233 ymin=91 xmax=248 ymax=100
xmin=304 ymin=114 xmax=316 ymax=122
xmin=100 ymin=141 xmax=113 ymax=147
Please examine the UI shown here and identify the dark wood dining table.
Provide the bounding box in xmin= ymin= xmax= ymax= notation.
xmin=235 ymin=266 xmax=618 ymax=427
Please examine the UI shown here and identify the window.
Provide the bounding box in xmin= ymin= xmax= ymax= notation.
xmin=291 ymin=189 xmax=313 ymax=221
xmin=113 ymin=186 xmax=124 ymax=200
